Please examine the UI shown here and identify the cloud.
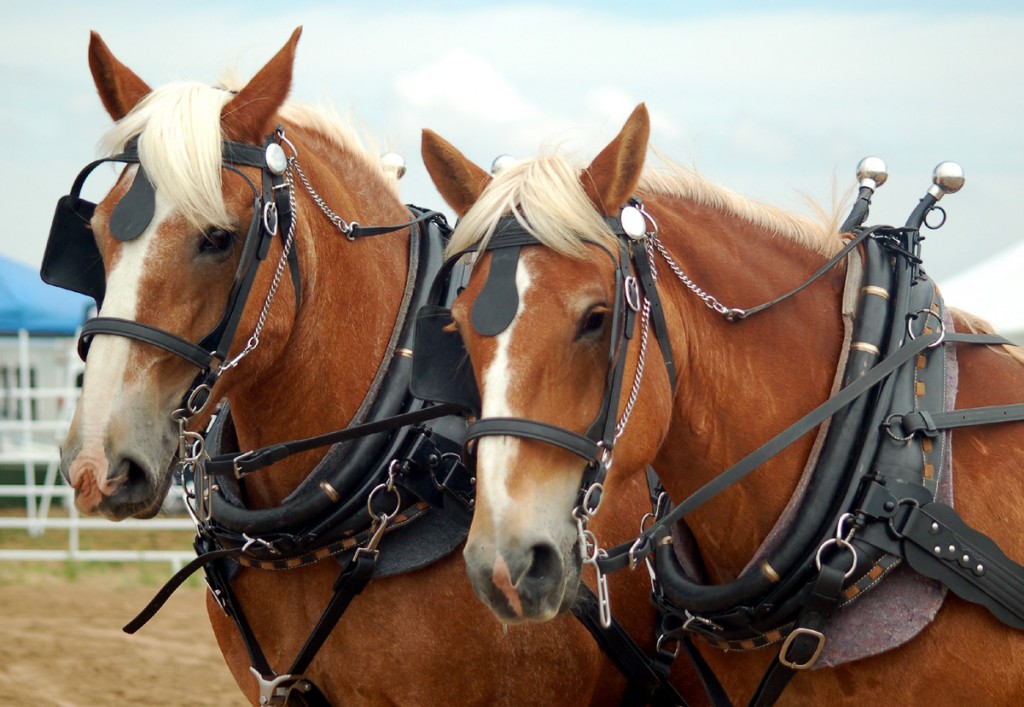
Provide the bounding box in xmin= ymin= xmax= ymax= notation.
xmin=394 ymin=50 xmax=537 ymax=124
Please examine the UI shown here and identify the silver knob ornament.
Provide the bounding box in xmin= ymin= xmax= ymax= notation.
xmin=929 ymin=161 xmax=965 ymax=199
xmin=491 ymin=154 xmax=518 ymax=175
xmin=380 ymin=152 xmax=407 ymax=180
xmin=856 ymin=156 xmax=888 ymax=190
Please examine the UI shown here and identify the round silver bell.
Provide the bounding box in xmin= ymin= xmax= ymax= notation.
xmin=491 ymin=154 xmax=518 ymax=175
xmin=856 ymin=156 xmax=888 ymax=190
xmin=932 ymin=161 xmax=965 ymax=194
xmin=381 ymin=152 xmax=407 ymax=180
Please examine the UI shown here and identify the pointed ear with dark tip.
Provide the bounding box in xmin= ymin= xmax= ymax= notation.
xmin=221 ymin=27 xmax=302 ymax=144
xmin=88 ymin=31 xmax=152 ymax=122
xmin=421 ymin=129 xmax=493 ymax=217
xmin=582 ymin=103 xmax=650 ymax=216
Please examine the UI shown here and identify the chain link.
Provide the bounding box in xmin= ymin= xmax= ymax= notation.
xmin=613 ymin=232 xmax=662 ymax=440
xmin=288 ymin=156 xmax=355 ymax=237
xmin=219 ymin=167 xmax=299 ymax=373
xmin=651 ymin=233 xmax=736 ymax=316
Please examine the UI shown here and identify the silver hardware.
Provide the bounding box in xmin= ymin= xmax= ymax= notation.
xmin=620 ymin=205 xmax=647 ymax=239
xmin=490 ymin=154 xmax=518 ymax=175
xmin=624 ymin=276 xmax=642 ymax=312
xmin=656 ymin=634 xmax=681 ymax=658
xmin=934 ymin=545 xmax=942 ymax=554
xmin=948 ymin=544 xmax=956 ymax=553
xmin=360 ymin=462 xmax=403 ymax=556
xmin=250 ymin=667 xmax=307 ymax=706
xmin=651 ymin=233 xmax=738 ymax=319
xmin=575 ymin=509 xmax=612 ymax=627
xmin=219 ymin=169 xmax=299 ymax=374
xmin=380 ymin=152 xmax=406 ymax=180
xmin=262 ymin=201 xmax=279 ymax=237
xmin=883 ymin=412 xmax=913 ymax=444
xmin=814 ymin=513 xmax=859 ymax=579
xmin=927 ymin=161 xmax=965 ymax=200
xmin=265 ymin=143 xmax=288 ymax=175
xmin=856 ymin=156 xmax=888 ymax=191
xmin=779 ymin=627 xmax=826 ymax=670
xmin=681 ymin=609 xmax=723 ymax=633
xmin=289 ymin=155 xmax=356 ymax=236
xmin=907 ymin=308 xmax=946 ymax=348
xmin=242 ymin=533 xmax=279 ymax=555
xmin=930 ymin=522 xmax=940 ymax=534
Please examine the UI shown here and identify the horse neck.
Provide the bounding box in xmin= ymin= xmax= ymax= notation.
xmin=647 ymin=194 xmax=847 ymax=583
xmin=225 ymin=134 xmax=411 ymax=508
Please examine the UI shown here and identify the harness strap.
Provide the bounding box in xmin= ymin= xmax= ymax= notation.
xmin=207 ymin=402 xmax=465 ymax=478
xmin=748 ymin=563 xmax=846 ymax=707
xmin=287 ymin=550 xmax=378 ymax=676
xmin=571 ymin=584 xmax=691 ymax=707
xmin=466 ymin=417 xmax=602 ymax=464
xmin=900 ymin=501 xmax=1024 ymax=629
xmin=598 ymin=329 xmax=945 ymax=574
xmin=347 ymin=209 xmax=447 ymax=238
xmin=895 ymin=402 xmax=1024 ymax=437
xmin=79 ymin=317 xmax=215 ymax=370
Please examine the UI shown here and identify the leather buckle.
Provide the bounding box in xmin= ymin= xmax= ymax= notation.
xmin=779 ymin=627 xmax=825 ymax=670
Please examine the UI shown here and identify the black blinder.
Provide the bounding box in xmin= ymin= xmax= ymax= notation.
xmin=40 ymin=193 xmax=105 ymax=305
xmin=109 ymin=165 xmax=156 ymax=242
xmin=410 ymin=304 xmax=481 ymax=414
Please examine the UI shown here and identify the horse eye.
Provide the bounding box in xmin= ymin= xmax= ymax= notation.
xmin=577 ymin=307 xmax=608 ymax=340
xmin=198 ymin=228 xmax=234 ymax=254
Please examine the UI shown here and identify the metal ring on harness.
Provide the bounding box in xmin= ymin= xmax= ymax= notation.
xmin=814 ymin=537 xmax=859 ymax=580
xmin=882 ymin=412 xmax=914 ymax=443
xmin=907 ymin=309 xmax=946 ymax=348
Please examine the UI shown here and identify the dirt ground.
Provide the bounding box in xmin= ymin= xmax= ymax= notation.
xmin=0 ymin=581 xmax=247 ymax=706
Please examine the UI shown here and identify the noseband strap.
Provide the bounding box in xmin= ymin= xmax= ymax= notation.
xmin=465 ymin=417 xmax=601 ymax=464
xmin=78 ymin=317 xmax=215 ymax=370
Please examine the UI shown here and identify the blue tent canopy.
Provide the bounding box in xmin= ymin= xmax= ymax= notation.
xmin=0 ymin=254 xmax=92 ymax=335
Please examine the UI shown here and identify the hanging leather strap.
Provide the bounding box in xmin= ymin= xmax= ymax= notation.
xmin=572 ymin=585 xmax=691 ymax=707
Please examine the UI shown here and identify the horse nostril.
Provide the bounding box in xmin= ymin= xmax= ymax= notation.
xmin=524 ymin=542 xmax=561 ymax=586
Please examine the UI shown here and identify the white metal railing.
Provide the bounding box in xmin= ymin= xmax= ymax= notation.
xmin=0 ymin=485 xmax=196 ymax=570
xmin=0 ymin=330 xmax=196 ymax=570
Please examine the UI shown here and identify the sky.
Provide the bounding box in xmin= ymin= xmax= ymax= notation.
xmin=2 ymin=1 xmax=1022 ymax=328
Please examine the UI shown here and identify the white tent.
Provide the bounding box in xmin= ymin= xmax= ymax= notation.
xmin=939 ymin=239 xmax=1024 ymax=344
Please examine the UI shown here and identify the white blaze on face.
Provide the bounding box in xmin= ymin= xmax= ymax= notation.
xmin=71 ymin=172 xmax=171 ymax=473
xmin=476 ymin=257 xmax=533 ymax=530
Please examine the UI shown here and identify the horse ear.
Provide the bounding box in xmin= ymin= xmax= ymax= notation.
xmin=582 ymin=103 xmax=650 ymax=216
xmin=88 ymin=31 xmax=152 ymax=122
xmin=221 ymin=27 xmax=302 ymax=144
xmin=421 ymin=129 xmax=492 ymax=217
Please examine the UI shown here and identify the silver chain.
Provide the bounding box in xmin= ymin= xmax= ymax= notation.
xmin=615 ymin=255 xmax=652 ymax=440
xmin=218 ymin=168 xmax=299 ymax=372
xmin=289 ymin=155 xmax=355 ymax=237
xmin=651 ymin=233 xmax=736 ymax=316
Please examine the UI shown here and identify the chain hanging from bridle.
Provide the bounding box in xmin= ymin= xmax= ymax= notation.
xmin=218 ymin=140 xmax=301 ymax=374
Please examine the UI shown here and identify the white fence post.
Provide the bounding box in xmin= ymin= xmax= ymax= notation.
xmin=0 ymin=330 xmax=194 ymax=570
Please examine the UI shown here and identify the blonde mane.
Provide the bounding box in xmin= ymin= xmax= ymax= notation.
xmin=640 ymin=158 xmax=845 ymax=258
xmin=447 ymin=153 xmax=620 ymax=258
xmin=100 ymin=79 xmax=393 ymax=233
xmin=447 ymin=150 xmax=843 ymax=260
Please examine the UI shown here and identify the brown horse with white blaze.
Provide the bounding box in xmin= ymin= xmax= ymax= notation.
xmin=54 ymin=33 xmax=687 ymax=705
xmin=422 ymin=104 xmax=1024 ymax=703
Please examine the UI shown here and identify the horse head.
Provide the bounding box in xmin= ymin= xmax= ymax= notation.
xmin=422 ymin=105 xmax=675 ymax=622
xmin=57 ymin=30 xmax=307 ymax=519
